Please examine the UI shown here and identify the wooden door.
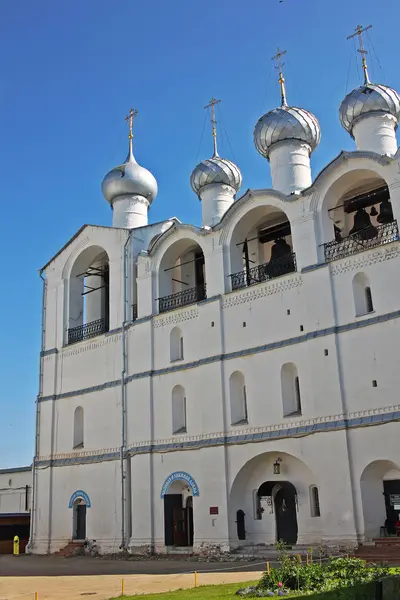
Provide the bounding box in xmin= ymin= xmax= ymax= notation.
xmin=164 ymin=494 xmax=182 ymax=546
xmin=275 ymin=488 xmax=297 ymax=546
xmin=76 ymin=505 xmax=86 ymax=540
xmin=236 ymin=509 xmax=246 ymax=540
xmin=173 ymin=507 xmax=188 ymax=546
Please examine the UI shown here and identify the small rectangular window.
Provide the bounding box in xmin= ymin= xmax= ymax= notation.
xmin=295 ymin=377 xmax=302 ymax=414
xmin=180 ymin=336 xmax=184 ymax=360
xmin=310 ymin=486 xmax=321 ymax=517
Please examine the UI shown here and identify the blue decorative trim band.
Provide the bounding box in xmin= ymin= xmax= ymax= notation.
xmin=36 ymin=409 xmax=400 ymax=468
xmin=160 ymin=471 xmax=199 ymax=497
xmin=39 ymin=309 xmax=400 ymax=403
xmin=41 ymin=348 xmax=58 ymax=358
xmin=301 ymin=263 xmax=327 ymax=273
xmin=68 ymin=489 xmax=91 ymax=508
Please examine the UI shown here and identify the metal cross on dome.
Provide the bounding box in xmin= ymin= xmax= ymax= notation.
xmin=347 ymin=24 xmax=372 ymax=85
xmin=204 ymin=97 xmax=221 ymax=158
xmin=272 ymin=47 xmax=288 ymax=107
xmin=125 ymin=107 xmax=138 ymax=140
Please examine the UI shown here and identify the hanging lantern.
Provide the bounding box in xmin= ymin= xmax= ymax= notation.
xmin=377 ymin=199 xmax=394 ymax=224
xmin=349 ymin=207 xmax=378 ymax=239
xmin=273 ymin=458 xmax=282 ymax=475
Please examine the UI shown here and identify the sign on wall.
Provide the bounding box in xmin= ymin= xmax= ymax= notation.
xmin=160 ymin=472 xmax=199 ymax=498
xmin=68 ymin=490 xmax=91 ymax=508
xmin=390 ymin=494 xmax=400 ymax=506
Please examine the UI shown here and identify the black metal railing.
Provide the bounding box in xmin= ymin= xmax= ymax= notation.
xmin=229 ymin=253 xmax=297 ymax=291
xmin=324 ymin=220 xmax=399 ymax=263
xmin=158 ymin=284 xmax=207 ymax=314
xmin=68 ymin=317 xmax=107 ymax=345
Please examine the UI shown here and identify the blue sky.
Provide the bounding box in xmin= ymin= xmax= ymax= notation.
xmin=0 ymin=0 xmax=398 ymax=468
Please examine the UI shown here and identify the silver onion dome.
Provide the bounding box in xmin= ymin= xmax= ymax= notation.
xmin=339 ymin=83 xmax=400 ymax=136
xmin=254 ymin=105 xmax=321 ymax=159
xmin=190 ymin=155 xmax=242 ymax=196
xmin=102 ymin=144 xmax=158 ymax=205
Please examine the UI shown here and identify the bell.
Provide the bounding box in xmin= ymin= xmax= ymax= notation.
xmin=370 ymin=206 xmax=378 ymax=217
xmin=270 ymin=238 xmax=291 ymax=261
xmin=377 ymin=199 xmax=394 ymax=224
xmin=349 ymin=208 xmax=378 ymax=240
xmin=334 ymin=225 xmax=342 ymax=242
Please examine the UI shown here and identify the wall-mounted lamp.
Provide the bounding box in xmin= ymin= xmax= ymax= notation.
xmin=273 ymin=457 xmax=282 ymax=475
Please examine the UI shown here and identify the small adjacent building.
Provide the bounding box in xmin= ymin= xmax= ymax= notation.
xmin=0 ymin=466 xmax=32 ymax=554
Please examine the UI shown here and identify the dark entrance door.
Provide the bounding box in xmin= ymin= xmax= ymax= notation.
xmin=236 ymin=509 xmax=246 ymax=540
xmin=164 ymin=494 xmax=193 ymax=546
xmin=76 ymin=505 xmax=86 ymax=540
xmin=383 ymin=480 xmax=400 ymax=534
xmin=274 ymin=483 xmax=298 ymax=545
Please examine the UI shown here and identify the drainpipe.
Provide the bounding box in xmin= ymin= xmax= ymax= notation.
xmin=28 ymin=269 xmax=47 ymax=551
xmin=120 ymin=231 xmax=133 ymax=549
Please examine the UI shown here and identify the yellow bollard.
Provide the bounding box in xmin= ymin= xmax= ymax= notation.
xmin=266 ymin=561 xmax=270 ymax=575
xmin=35 ymin=593 xmax=38 ymax=600
xmin=194 ymin=571 xmax=198 ymax=588
xmin=13 ymin=536 xmax=19 ymax=556
xmin=121 ymin=578 xmax=124 ymax=597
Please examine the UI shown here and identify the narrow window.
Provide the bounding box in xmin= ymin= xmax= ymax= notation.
xmin=310 ymin=486 xmax=321 ymax=517
xmin=172 ymin=385 xmax=187 ymax=434
xmin=353 ymin=272 xmax=373 ymax=316
xmin=170 ymin=327 xmax=183 ymax=361
xmin=294 ymin=376 xmax=301 ymax=414
xmin=229 ymin=371 xmax=248 ymax=425
xmin=73 ymin=407 xmax=84 ymax=449
xmin=365 ymin=286 xmax=374 ymax=313
xmin=281 ymin=363 xmax=302 ymax=416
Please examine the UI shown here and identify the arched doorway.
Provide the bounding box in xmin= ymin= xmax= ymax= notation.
xmin=73 ymin=498 xmax=87 ymax=540
xmin=361 ymin=460 xmax=400 ymax=539
xmin=161 ymin=473 xmax=198 ymax=548
xmin=258 ymin=481 xmax=298 ymax=545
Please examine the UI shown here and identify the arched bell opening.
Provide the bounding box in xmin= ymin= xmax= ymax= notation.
xmin=228 ymin=205 xmax=296 ymax=292
xmin=67 ymin=245 xmax=110 ymax=344
xmin=157 ymin=238 xmax=206 ymax=313
xmin=321 ymin=170 xmax=398 ymax=263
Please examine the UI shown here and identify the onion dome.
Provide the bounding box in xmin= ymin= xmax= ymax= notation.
xmin=339 ymin=83 xmax=400 ymax=137
xmin=102 ymin=108 xmax=158 ymax=206
xmin=254 ymin=105 xmax=321 ymax=159
xmin=190 ymin=155 xmax=242 ymax=196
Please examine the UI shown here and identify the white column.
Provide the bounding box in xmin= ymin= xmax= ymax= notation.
xmin=269 ymin=141 xmax=312 ymax=195
xmin=352 ymin=113 xmax=398 ymax=156
xmin=112 ymin=195 xmax=149 ymax=229
xmin=199 ymin=184 xmax=236 ymax=227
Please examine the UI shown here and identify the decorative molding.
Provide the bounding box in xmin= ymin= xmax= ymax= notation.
xmin=331 ymin=244 xmax=400 ymax=276
xmin=160 ymin=471 xmax=200 ymax=497
xmin=39 ymin=308 xmax=400 ymax=403
xmin=68 ymin=489 xmax=91 ymax=508
xmin=153 ymin=307 xmax=199 ymax=328
xmin=62 ymin=332 xmax=121 ymax=358
xmin=36 ymin=404 xmax=400 ymax=468
xmin=222 ymin=274 xmax=302 ymax=308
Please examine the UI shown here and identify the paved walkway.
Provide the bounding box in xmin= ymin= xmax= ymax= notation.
xmin=0 ymin=556 xmax=263 ymax=600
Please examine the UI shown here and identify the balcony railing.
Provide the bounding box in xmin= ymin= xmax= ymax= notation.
xmin=229 ymin=253 xmax=297 ymax=291
xmin=158 ymin=284 xmax=207 ymax=314
xmin=324 ymin=220 xmax=399 ymax=263
xmin=67 ymin=317 xmax=107 ymax=345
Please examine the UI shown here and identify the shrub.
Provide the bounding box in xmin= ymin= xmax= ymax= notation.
xmin=257 ymin=543 xmax=391 ymax=593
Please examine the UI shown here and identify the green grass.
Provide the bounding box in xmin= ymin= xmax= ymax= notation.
xmin=113 ymin=581 xmax=257 ymax=599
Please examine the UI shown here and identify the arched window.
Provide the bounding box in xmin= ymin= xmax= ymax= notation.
xmin=353 ymin=272 xmax=374 ymax=316
xmin=73 ymin=407 xmax=84 ymax=449
xmin=172 ymin=385 xmax=187 ymax=434
xmin=229 ymin=371 xmax=248 ymax=425
xmin=310 ymin=485 xmax=321 ymax=517
xmin=281 ymin=363 xmax=302 ymax=416
xmin=170 ymin=327 xmax=184 ymax=361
